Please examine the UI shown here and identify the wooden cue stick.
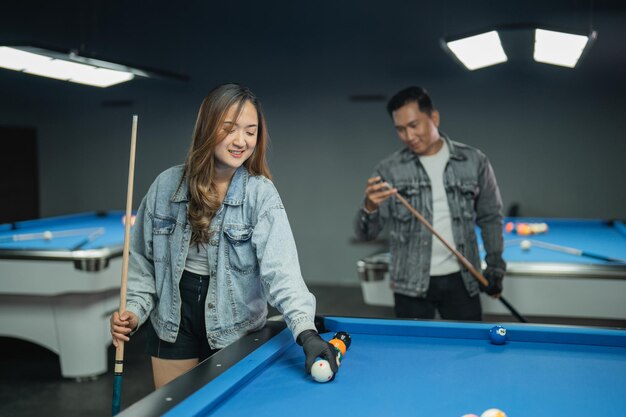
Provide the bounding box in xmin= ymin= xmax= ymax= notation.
xmin=112 ymin=115 xmax=138 ymax=416
xmin=394 ymin=193 xmax=488 ymax=286
xmin=527 ymin=239 xmax=626 ymax=263
xmin=393 ymin=193 xmax=528 ymax=323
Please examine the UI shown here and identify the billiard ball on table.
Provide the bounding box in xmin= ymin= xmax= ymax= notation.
xmin=489 ymin=325 xmax=507 ymax=345
xmin=481 ymin=408 xmax=507 ymax=417
xmin=333 ymin=331 xmax=351 ymax=350
xmin=329 ymin=338 xmax=347 ymax=356
xmin=334 ymin=349 xmax=343 ymax=366
xmin=516 ymin=223 xmax=531 ymax=235
xmin=121 ymin=214 xmax=137 ymax=226
xmin=310 ymin=359 xmax=334 ymax=383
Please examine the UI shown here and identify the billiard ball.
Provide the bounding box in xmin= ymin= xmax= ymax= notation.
xmin=333 ymin=331 xmax=352 ymax=349
xmin=42 ymin=231 xmax=53 ymax=240
xmin=461 ymin=414 xmax=479 ymax=417
xmin=504 ymin=222 xmax=514 ymax=233
xmin=520 ymin=239 xmax=532 ymax=251
xmin=334 ymin=348 xmax=343 ymax=367
xmin=516 ymin=223 xmax=531 ymax=235
xmin=529 ymin=222 xmax=548 ymax=234
xmin=310 ymin=359 xmax=334 ymax=383
xmin=489 ymin=326 xmax=507 ymax=345
xmin=122 ymin=214 xmax=137 ymax=226
xmin=329 ymin=338 xmax=347 ymax=355
xmin=481 ymin=408 xmax=507 ymax=417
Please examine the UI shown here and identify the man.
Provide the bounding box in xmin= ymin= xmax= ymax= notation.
xmin=355 ymin=86 xmax=505 ymax=321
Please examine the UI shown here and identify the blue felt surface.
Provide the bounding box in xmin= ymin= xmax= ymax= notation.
xmin=478 ymin=218 xmax=626 ymax=264
xmin=166 ymin=318 xmax=626 ymax=417
xmin=0 ymin=211 xmax=128 ymax=250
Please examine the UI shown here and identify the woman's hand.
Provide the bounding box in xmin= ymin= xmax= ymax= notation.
xmin=110 ymin=311 xmax=139 ymax=347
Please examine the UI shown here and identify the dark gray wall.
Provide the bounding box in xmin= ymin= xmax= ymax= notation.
xmin=1 ymin=2 xmax=625 ymax=285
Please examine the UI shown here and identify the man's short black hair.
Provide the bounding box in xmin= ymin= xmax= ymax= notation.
xmin=386 ymin=86 xmax=435 ymax=117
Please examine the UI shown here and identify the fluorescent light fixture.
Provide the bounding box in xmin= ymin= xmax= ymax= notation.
xmin=0 ymin=45 xmax=189 ymax=87
xmin=533 ymin=29 xmax=592 ymax=68
xmin=0 ymin=46 xmax=134 ymax=87
xmin=445 ymin=31 xmax=508 ymax=70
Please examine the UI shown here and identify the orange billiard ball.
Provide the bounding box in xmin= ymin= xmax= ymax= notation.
xmin=516 ymin=223 xmax=531 ymax=235
xmin=329 ymin=338 xmax=346 ymax=355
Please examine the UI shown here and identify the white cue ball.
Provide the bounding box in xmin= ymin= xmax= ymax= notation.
xmin=310 ymin=359 xmax=334 ymax=383
xmin=43 ymin=231 xmax=53 ymax=240
xmin=520 ymin=239 xmax=532 ymax=251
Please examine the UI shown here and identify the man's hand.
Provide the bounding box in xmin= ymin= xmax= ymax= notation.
xmin=297 ymin=330 xmax=339 ymax=374
xmin=110 ymin=311 xmax=139 ymax=347
xmin=481 ymin=268 xmax=504 ymax=297
xmin=364 ymin=176 xmax=397 ymax=212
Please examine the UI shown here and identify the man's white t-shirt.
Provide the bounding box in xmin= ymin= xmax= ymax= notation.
xmin=418 ymin=140 xmax=461 ymax=275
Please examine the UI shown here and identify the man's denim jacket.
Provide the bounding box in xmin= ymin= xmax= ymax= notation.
xmin=355 ymin=134 xmax=506 ymax=298
xmin=126 ymin=165 xmax=316 ymax=348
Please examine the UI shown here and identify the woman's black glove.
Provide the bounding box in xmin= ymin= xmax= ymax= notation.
xmin=297 ymin=329 xmax=339 ymax=374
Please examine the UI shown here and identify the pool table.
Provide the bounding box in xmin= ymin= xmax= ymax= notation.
xmin=0 ymin=211 xmax=127 ymax=378
xmin=117 ymin=316 xmax=626 ymax=417
xmin=358 ymin=218 xmax=626 ymax=320
xmin=479 ymin=218 xmax=626 ymax=319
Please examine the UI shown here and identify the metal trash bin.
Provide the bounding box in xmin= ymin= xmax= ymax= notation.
xmin=356 ymin=252 xmax=394 ymax=307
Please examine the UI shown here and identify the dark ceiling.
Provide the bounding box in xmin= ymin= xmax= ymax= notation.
xmin=1 ymin=1 xmax=625 ymax=100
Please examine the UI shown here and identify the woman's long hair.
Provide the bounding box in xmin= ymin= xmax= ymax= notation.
xmin=185 ymin=83 xmax=271 ymax=243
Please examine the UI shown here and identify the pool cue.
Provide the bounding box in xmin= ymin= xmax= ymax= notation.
xmin=71 ymin=228 xmax=106 ymax=251
xmin=527 ymin=239 xmax=626 ymax=264
xmin=112 ymin=115 xmax=138 ymax=416
xmin=479 ymin=238 xmax=526 ymax=252
xmin=0 ymin=227 xmax=104 ymax=243
xmin=393 ymin=192 xmax=528 ymax=323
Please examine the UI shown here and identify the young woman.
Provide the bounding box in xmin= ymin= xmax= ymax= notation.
xmin=110 ymin=83 xmax=337 ymax=388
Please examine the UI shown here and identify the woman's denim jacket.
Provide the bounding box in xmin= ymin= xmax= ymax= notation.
xmin=126 ymin=165 xmax=316 ymax=349
xmin=355 ymin=134 xmax=506 ymax=298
